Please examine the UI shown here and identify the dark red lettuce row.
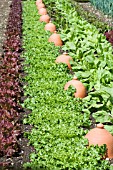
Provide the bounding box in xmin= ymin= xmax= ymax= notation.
xmin=104 ymin=30 xmax=113 ymax=46
xmin=0 ymin=0 xmax=23 ymax=157
xmin=3 ymin=0 xmax=22 ymax=52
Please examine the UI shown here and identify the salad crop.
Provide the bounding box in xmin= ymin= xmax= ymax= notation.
xmin=0 ymin=0 xmax=22 ymax=158
xmin=22 ymin=1 xmax=113 ymax=169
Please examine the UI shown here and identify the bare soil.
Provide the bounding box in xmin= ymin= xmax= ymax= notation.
xmin=0 ymin=0 xmax=12 ymax=56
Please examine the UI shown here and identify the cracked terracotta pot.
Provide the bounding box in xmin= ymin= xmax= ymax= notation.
xmin=36 ymin=0 xmax=42 ymax=6
xmin=64 ymin=76 xmax=87 ymax=98
xmin=44 ymin=21 xmax=56 ymax=33
xmin=85 ymin=123 xmax=113 ymax=159
xmin=48 ymin=31 xmax=63 ymax=46
xmin=55 ymin=52 xmax=73 ymax=69
xmin=39 ymin=14 xmax=50 ymax=23
xmin=38 ymin=8 xmax=47 ymax=15
xmin=37 ymin=3 xmax=45 ymax=10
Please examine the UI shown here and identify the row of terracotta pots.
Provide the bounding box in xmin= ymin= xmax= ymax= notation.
xmin=35 ymin=0 xmax=113 ymax=160
xmin=36 ymin=0 xmax=63 ymax=47
xmin=36 ymin=0 xmax=86 ymax=98
xmin=37 ymin=1 xmax=87 ymax=99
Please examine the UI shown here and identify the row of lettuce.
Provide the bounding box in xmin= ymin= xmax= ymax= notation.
xmin=22 ymin=0 xmax=113 ymax=169
xmin=0 ymin=0 xmax=22 ymax=159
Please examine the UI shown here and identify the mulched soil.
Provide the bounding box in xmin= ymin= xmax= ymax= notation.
xmin=0 ymin=0 xmax=113 ymax=169
xmin=0 ymin=0 xmax=12 ymax=57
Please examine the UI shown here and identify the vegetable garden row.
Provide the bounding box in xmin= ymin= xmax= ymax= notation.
xmin=0 ymin=0 xmax=22 ymax=158
xmin=0 ymin=0 xmax=113 ymax=169
xmin=22 ymin=0 xmax=113 ymax=169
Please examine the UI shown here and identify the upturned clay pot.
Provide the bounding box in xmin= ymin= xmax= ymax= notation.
xmin=55 ymin=52 xmax=73 ymax=69
xmin=37 ymin=3 xmax=45 ymax=9
xmin=38 ymin=8 xmax=47 ymax=15
xmin=85 ymin=123 xmax=113 ymax=159
xmin=64 ymin=76 xmax=87 ymax=98
xmin=44 ymin=21 xmax=56 ymax=33
xmin=48 ymin=31 xmax=63 ymax=46
xmin=36 ymin=0 xmax=42 ymax=6
xmin=39 ymin=14 xmax=50 ymax=23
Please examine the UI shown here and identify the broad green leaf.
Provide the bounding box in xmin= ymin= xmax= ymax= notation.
xmin=93 ymin=111 xmax=111 ymax=123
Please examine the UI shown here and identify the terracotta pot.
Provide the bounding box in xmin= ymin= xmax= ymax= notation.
xmin=55 ymin=52 xmax=73 ymax=69
xmin=64 ymin=77 xmax=87 ymax=98
xmin=85 ymin=123 xmax=113 ymax=159
xmin=36 ymin=0 xmax=42 ymax=6
xmin=38 ymin=8 xmax=47 ymax=15
xmin=44 ymin=21 xmax=56 ymax=33
xmin=39 ymin=14 xmax=50 ymax=23
xmin=48 ymin=31 xmax=63 ymax=46
xmin=37 ymin=3 xmax=45 ymax=10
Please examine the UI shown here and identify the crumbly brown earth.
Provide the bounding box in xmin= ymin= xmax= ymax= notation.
xmin=0 ymin=0 xmax=113 ymax=169
xmin=0 ymin=0 xmax=12 ymax=56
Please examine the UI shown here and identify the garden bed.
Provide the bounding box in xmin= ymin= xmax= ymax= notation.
xmin=0 ymin=0 xmax=34 ymax=169
xmin=22 ymin=0 xmax=113 ymax=169
xmin=0 ymin=0 xmax=113 ymax=169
